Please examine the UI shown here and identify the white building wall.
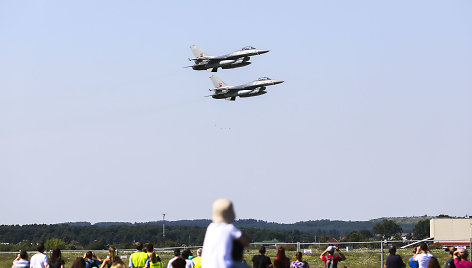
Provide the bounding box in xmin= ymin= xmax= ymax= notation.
xmin=430 ymin=218 xmax=472 ymax=242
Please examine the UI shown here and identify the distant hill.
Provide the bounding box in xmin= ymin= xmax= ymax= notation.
xmin=65 ymin=216 xmax=431 ymax=234
xmin=0 ymin=216 xmax=435 ymax=249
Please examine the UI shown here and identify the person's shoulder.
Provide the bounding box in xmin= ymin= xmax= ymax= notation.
xmin=208 ymin=222 xmax=235 ymax=229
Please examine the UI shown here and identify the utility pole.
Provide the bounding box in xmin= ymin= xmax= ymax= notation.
xmin=163 ymin=213 xmax=166 ymax=248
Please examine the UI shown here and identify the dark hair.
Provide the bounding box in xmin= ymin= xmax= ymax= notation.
xmin=448 ymin=247 xmax=457 ymax=256
xmin=296 ymin=251 xmax=303 ymax=261
xmin=174 ymin=248 xmax=181 ymax=257
xmin=420 ymin=243 xmax=429 ymax=252
xmin=113 ymin=257 xmax=125 ymax=264
xmin=181 ymin=249 xmax=191 ymax=259
xmin=171 ymin=257 xmax=186 ymax=268
xmin=427 ymin=256 xmax=441 ymax=268
xmin=461 ymin=249 xmax=469 ymax=260
xmin=389 ymin=247 xmax=396 ymax=255
xmin=146 ymin=243 xmax=158 ymax=263
xmin=71 ymin=257 xmax=86 ymax=268
xmin=36 ymin=243 xmax=45 ymax=252
xmin=135 ymin=242 xmax=143 ymax=250
xmin=259 ymin=245 xmax=266 ymax=254
xmin=85 ymin=251 xmax=93 ymax=259
xmin=19 ymin=250 xmax=28 ymax=260
xmin=50 ymin=248 xmax=62 ymax=263
xmin=412 ymin=248 xmax=417 ymax=254
xmin=232 ymin=240 xmax=244 ymax=262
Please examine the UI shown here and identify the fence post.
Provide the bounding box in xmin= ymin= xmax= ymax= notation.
xmin=380 ymin=241 xmax=384 ymax=268
xmin=297 ymin=242 xmax=300 ymax=252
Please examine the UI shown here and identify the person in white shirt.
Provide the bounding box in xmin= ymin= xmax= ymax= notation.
xmin=30 ymin=242 xmax=49 ymax=268
xmin=201 ymin=198 xmax=250 ymax=268
xmin=182 ymin=249 xmax=195 ymax=268
xmin=412 ymin=243 xmax=434 ymax=268
xmin=12 ymin=250 xmax=30 ymax=268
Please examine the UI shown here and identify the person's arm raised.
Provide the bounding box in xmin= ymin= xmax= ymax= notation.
xmin=336 ymin=248 xmax=346 ymax=261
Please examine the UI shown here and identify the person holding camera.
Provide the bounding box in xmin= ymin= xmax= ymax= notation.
xmin=84 ymin=251 xmax=103 ymax=268
xmin=320 ymin=246 xmax=346 ymax=268
xmin=408 ymin=248 xmax=419 ymax=268
xmin=412 ymin=243 xmax=433 ymax=268
xmin=453 ymin=248 xmax=472 ymax=268
xmin=12 ymin=250 xmax=30 ymax=268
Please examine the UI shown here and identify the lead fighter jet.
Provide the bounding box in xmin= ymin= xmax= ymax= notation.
xmin=208 ymin=75 xmax=284 ymax=101
xmin=187 ymin=45 xmax=270 ymax=72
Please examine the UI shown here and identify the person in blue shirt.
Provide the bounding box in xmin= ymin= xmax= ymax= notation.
xmin=84 ymin=251 xmax=102 ymax=268
xmin=408 ymin=248 xmax=419 ymax=268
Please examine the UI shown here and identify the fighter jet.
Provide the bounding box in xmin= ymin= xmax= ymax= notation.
xmin=208 ymin=75 xmax=284 ymax=101
xmin=187 ymin=45 xmax=270 ymax=72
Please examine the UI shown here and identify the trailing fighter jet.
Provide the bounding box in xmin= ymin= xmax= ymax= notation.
xmin=187 ymin=45 xmax=270 ymax=72
xmin=208 ymin=75 xmax=284 ymax=101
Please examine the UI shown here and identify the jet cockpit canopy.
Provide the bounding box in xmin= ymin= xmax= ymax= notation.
xmin=242 ymin=46 xmax=255 ymax=50
xmin=258 ymin=77 xmax=271 ymax=81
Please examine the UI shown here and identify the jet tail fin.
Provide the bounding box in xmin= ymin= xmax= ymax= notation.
xmin=190 ymin=45 xmax=209 ymax=58
xmin=210 ymin=75 xmax=227 ymax=88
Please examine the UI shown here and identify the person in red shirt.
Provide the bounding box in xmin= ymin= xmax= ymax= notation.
xmin=320 ymin=246 xmax=346 ymax=267
xmin=454 ymin=249 xmax=472 ymax=268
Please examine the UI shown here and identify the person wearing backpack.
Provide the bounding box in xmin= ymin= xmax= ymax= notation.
xmin=320 ymin=246 xmax=346 ymax=268
xmin=84 ymin=251 xmax=103 ymax=268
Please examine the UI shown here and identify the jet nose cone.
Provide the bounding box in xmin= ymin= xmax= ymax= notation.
xmin=273 ymin=80 xmax=284 ymax=85
xmin=257 ymin=49 xmax=270 ymax=54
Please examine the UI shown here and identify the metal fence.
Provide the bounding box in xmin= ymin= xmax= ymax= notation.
xmin=249 ymin=239 xmax=472 ymax=268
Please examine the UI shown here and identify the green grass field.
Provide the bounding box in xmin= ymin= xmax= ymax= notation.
xmin=0 ymin=248 xmax=451 ymax=268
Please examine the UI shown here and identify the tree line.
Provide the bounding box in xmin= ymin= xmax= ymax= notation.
xmin=0 ymin=224 xmax=338 ymax=251
xmin=0 ymin=218 xmax=431 ymax=252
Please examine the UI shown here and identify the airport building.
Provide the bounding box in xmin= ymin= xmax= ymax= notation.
xmin=430 ymin=218 xmax=472 ymax=246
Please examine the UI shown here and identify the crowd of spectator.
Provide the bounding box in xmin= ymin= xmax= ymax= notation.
xmin=10 ymin=199 xmax=472 ymax=268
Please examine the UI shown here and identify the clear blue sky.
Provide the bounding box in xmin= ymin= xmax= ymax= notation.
xmin=1 ymin=1 xmax=471 ymax=225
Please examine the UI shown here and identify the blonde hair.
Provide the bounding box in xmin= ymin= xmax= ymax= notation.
xmin=108 ymin=246 xmax=116 ymax=263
